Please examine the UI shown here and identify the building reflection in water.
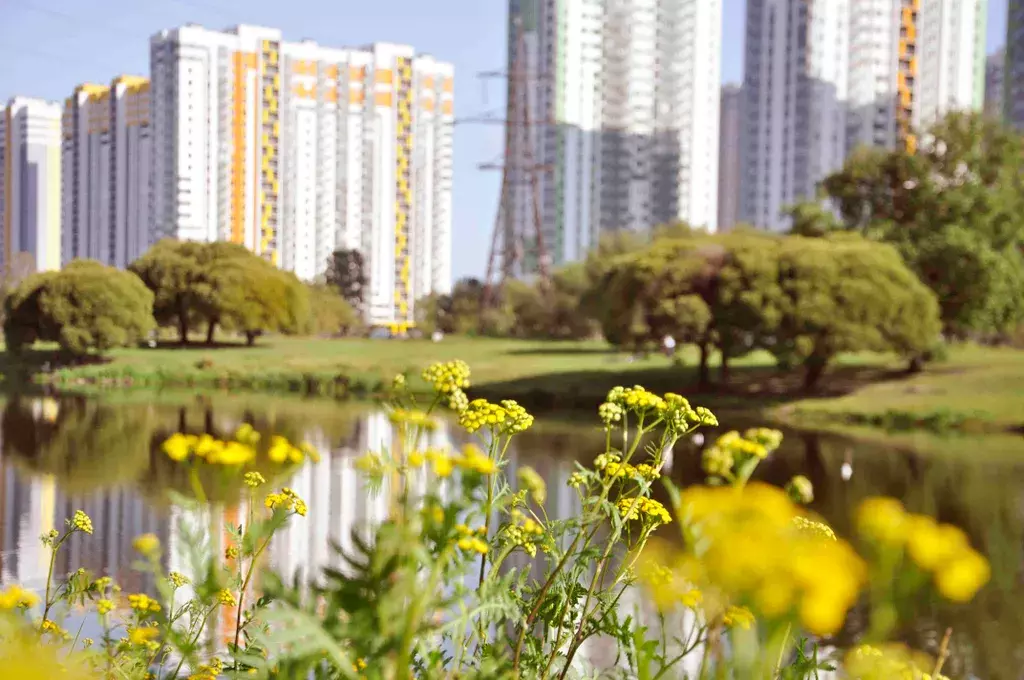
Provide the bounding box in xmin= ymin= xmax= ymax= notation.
xmin=0 ymin=398 xmax=698 ymax=670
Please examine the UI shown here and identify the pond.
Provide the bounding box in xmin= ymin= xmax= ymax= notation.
xmin=0 ymin=391 xmax=1021 ymax=678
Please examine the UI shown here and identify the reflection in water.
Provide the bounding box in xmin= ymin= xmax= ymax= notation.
xmin=0 ymin=394 xmax=1022 ymax=677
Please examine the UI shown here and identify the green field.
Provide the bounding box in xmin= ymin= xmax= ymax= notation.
xmin=5 ymin=336 xmax=1022 ymax=437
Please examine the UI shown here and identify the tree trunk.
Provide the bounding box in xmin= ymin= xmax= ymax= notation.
xmin=206 ymin=320 xmax=217 ymax=345
xmin=245 ymin=331 xmax=257 ymax=347
xmin=719 ymin=347 xmax=731 ymax=384
xmin=907 ymin=354 xmax=924 ymax=374
xmin=178 ymin=314 xmax=189 ymax=346
xmin=803 ymin=355 xmax=828 ymax=392
xmin=697 ymin=342 xmax=711 ymax=390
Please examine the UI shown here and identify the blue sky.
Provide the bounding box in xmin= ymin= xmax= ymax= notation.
xmin=0 ymin=0 xmax=1009 ymax=281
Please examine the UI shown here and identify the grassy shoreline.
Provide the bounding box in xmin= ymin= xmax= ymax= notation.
xmin=2 ymin=337 xmax=1022 ymax=439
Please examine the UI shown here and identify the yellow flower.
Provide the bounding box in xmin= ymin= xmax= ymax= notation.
xmin=422 ymin=360 xmax=471 ymax=395
xmin=722 ymin=605 xmax=754 ymax=630
xmin=132 ymin=533 xmax=160 ymax=557
xmin=793 ymin=516 xmax=836 ymax=541
xmin=207 ymin=441 xmax=255 ymax=465
xmin=194 ymin=434 xmax=218 ymax=458
xmin=0 ymin=630 xmax=91 ymax=679
xmin=40 ymin=619 xmax=69 ymax=639
xmin=225 ymin=545 xmax=240 ymax=560
xmin=244 ymin=471 xmax=267 ymax=488
xmin=96 ymin=598 xmax=114 ymax=615
xmin=457 ymin=444 xmax=496 ymax=475
xmin=935 ymin=549 xmax=990 ymax=603
xmin=353 ymin=658 xmax=368 ymax=671
xmin=70 ymin=510 xmax=93 ymax=535
xmin=517 ymin=466 xmax=546 ymax=504
xmin=856 ymin=497 xmax=908 ymax=544
xmin=845 ymin=643 xmax=948 ymax=680
xmin=162 ymin=433 xmax=192 ymax=461
xmin=127 ymin=626 xmax=160 ymax=646
xmin=265 ymin=488 xmax=308 ymax=516
xmin=617 ymin=496 xmax=672 ymax=525
xmin=431 ymin=453 xmax=454 ymax=478
xmin=235 ymin=423 xmax=261 ymax=446
xmin=168 ymin=572 xmax=190 ymax=589
xmin=0 ymin=584 xmax=39 ymax=610
xmin=798 ymin=589 xmax=848 ymax=635
xmin=128 ymin=593 xmax=161 ymax=613
xmin=217 ymin=589 xmax=238 ymax=607
xmin=786 ymin=475 xmax=814 ymax=504
xmin=408 ymin=451 xmax=425 ymax=467
xmin=268 ymin=435 xmax=291 ymax=463
xmin=469 ymin=537 xmax=489 ymax=554
xmin=905 ymin=515 xmax=968 ymax=572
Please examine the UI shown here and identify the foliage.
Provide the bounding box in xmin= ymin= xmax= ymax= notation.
xmin=305 ymin=284 xmax=363 ymax=337
xmin=0 ymin=362 xmax=991 ymax=678
xmin=129 ymin=241 xmax=310 ymax=345
xmin=325 ymin=249 xmax=368 ymax=314
xmin=769 ymin=234 xmax=942 ymax=388
xmin=3 ymin=260 xmax=155 ymax=355
xmin=821 ymin=112 xmax=1024 ymax=337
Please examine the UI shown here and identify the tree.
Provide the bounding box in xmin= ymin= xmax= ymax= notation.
xmin=821 ymin=112 xmax=1024 ymax=337
xmin=4 ymin=260 xmax=155 ymax=355
xmin=212 ymin=258 xmax=311 ymax=345
xmin=305 ymin=285 xmax=362 ymax=336
xmin=785 ymin=202 xmax=843 ymax=238
xmin=325 ymin=249 xmax=368 ymax=314
xmin=769 ymin=235 xmax=941 ymax=390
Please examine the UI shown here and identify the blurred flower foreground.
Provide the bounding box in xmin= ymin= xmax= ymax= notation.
xmin=0 ymin=360 xmax=988 ymax=679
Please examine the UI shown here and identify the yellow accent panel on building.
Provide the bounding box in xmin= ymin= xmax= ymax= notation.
xmin=375 ymin=69 xmax=394 ymax=85
xmin=375 ymin=91 xmax=393 ymax=107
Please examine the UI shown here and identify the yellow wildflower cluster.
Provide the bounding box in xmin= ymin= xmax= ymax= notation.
xmin=857 ymin=497 xmax=990 ymax=603
xmin=722 ymin=605 xmax=755 ymax=630
xmin=503 ymin=510 xmax=546 ymax=558
xmin=786 ymin=475 xmax=814 ymax=504
xmin=132 ymin=533 xmax=160 ymax=557
xmin=127 ymin=626 xmax=160 ymax=646
xmin=265 ymin=488 xmax=308 ymax=516
xmin=410 ymin=445 xmax=499 ymax=477
xmin=422 ymin=360 xmax=471 ymax=393
xmin=217 ymin=589 xmax=237 ymax=607
xmin=676 ymin=483 xmax=865 ymax=635
xmin=388 ymin=408 xmax=438 ymax=430
xmin=70 ymin=510 xmax=93 ymax=535
xmin=225 ymin=545 xmax=240 ymax=560
xmin=40 ymin=619 xmax=69 ymax=639
xmin=458 ymin=444 xmax=497 ymax=475
xmin=598 ymin=401 xmax=624 ymax=428
xmin=128 ymin=593 xmax=161 ymax=614
xmin=0 ymin=584 xmax=39 ymax=610
xmin=244 ymin=471 xmax=266 ymax=488
xmin=594 ymin=452 xmax=663 ymax=483
xmin=455 ymin=524 xmax=488 ymax=554
xmin=793 ymin=516 xmax=837 ymax=541
xmin=188 ymin=658 xmax=224 ymax=680
xmin=617 ymin=497 xmax=672 ymax=526
xmin=638 ymin=546 xmax=704 ymax=611
xmin=162 ymin=433 xmax=255 ymax=466
xmin=844 ymin=644 xmax=949 ymax=680
xmin=458 ymin=399 xmax=534 ymax=434
xmin=268 ymin=435 xmax=320 ymax=464
xmin=517 ymin=466 xmax=547 ymax=504
xmin=168 ymin=572 xmax=190 ymax=589
xmin=96 ymin=599 xmax=115 ymax=615
xmin=602 ymin=388 xmax=717 ymax=432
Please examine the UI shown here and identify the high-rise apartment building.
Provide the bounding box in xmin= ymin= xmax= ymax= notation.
xmin=61 ymin=76 xmax=153 ymax=268
xmin=986 ymin=49 xmax=1005 ymax=119
xmin=506 ymin=0 xmax=721 ymax=271
xmin=741 ymin=0 xmax=850 ymax=231
xmin=1006 ymin=1 xmax=1024 ymax=128
xmin=150 ymin=25 xmax=452 ymax=329
xmin=742 ymin=0 xmax=986 ymax=230
xmin=0 ymin=97 xmax=62 ymax=277
xmin=717 ymin=84 xmax=742 ymax=231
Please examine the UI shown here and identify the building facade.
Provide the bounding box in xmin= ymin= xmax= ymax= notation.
xmin=61 ymin=77 xmax=152 ymax=268
xmin=0 ymin=97 xmax=62 ymax=278
xmin=717 ymin=84 xmax=742 ymax=231
xmin=150 ymin=25 xmax=453 ymax=329
xmin=985 ymin=49 xmax=1004 ymax=119
xmin=741 ymin=0 xmax=986 ymax=231
xmin=506 ymin=0 xmax=721 ymax=271
xmin=1006 ymin=1 xmax=1024 ymax=128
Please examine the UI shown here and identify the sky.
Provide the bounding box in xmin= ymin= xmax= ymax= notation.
xmin=0 ymin=0 xmax=1010 ymax=281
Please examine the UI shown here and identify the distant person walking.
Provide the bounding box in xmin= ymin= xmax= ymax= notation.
xmin=662 ymin=334 xmax=676 ymax=359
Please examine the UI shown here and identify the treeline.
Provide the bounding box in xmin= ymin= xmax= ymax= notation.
xmin=421 ymin=112 xmax=1024 ymax=388
xmin=3 ymin=241 xmax=363 ymax=354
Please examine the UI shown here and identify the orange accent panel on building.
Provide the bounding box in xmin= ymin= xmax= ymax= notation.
xmin=375 ymin=69 xmax=394 ymax=85
xmin=375 ymin=91 xmax=393 ymax=107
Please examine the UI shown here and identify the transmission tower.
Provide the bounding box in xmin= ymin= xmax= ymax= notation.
xmin=465 ymin=18 xmax=552 ymax=312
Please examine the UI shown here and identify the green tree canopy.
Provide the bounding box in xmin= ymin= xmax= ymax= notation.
xmin=3 ymin=260 xmax=155 ymax=355
xmin=821 ymin=111 xmax=1024 ymax=336
xmin=305 ymin=284 xmax=363 ymax=336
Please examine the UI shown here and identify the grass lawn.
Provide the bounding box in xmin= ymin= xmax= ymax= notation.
xmin=4 ymin=336 xmax=1022 ymax=436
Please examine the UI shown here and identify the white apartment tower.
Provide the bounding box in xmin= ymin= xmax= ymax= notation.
xmin=61 ymin=77 xmax=153 ymax=268
xmin=742 ymin=0 xmax=986 ymax=230
xmin=150 ymin=25 xmax=453 ymax=330
xmin=0 ymin=97 xmax=62 ymax=278
xmin=507 ymin=0 xmax=721 ymax=271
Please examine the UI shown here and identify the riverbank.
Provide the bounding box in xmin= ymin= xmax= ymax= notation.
xmin=3 ymin=337 xmax=1022 ymax=437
